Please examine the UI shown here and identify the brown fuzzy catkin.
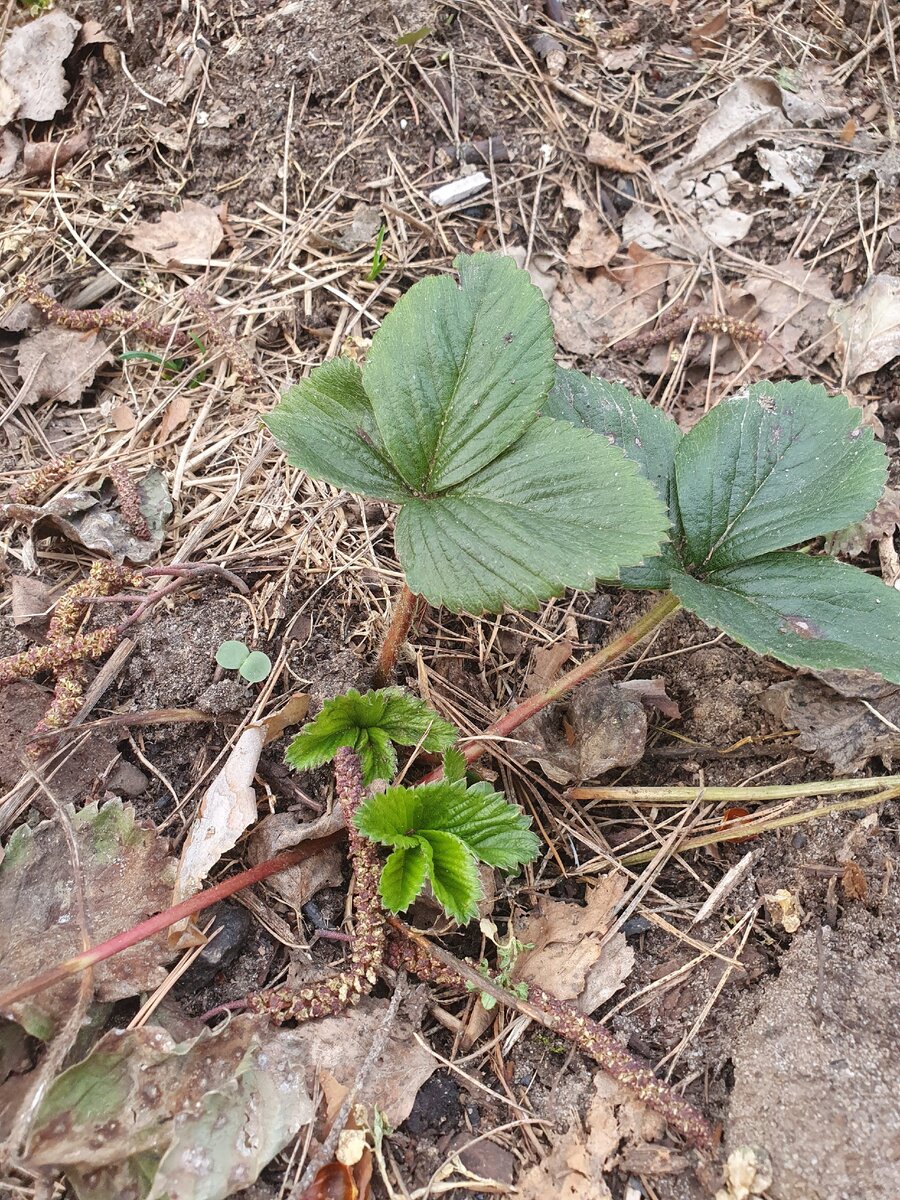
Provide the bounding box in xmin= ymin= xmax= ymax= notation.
xmin=8 ymin=455 xmax=76 ymax=505
xmin=18 ymin=278 xmax=191 ymax=349
xmin=246 ymin=746 xmax=385 ymax=1022
xmin=385 ymin=931 xmax=716 ymax=1153
xmin=108 ymin=466 xmax=151 ymax=541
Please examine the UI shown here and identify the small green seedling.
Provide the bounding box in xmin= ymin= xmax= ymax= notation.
xmin=215 ymin=640 xmax=272 ymax=684
xmin=396 ymin=25 xmax=431 ymax=47
xmin=286 ymin=688 xmax=540 ymax=921
xmin=120 ymin=333 xmax=209 ymax=386
xmin=468 ymin=922 xmax=532 ymax=1010
xmin=365 ymin=224 xmax=388 ymax=282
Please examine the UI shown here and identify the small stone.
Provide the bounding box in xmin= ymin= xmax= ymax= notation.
xmin=106 ymin=760 xmax=149 ymax=797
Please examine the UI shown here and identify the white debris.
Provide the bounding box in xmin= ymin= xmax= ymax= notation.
xmin=428 ymin=171 xmax=490 ymax=207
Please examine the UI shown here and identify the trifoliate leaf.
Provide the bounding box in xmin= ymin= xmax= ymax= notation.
xmin=363 ymin=252 xmax=556 ymax=493
xmin=671 ymin=553 xmax=900 ymax=683
xmin=285 ymin=688 xmax=457 ymax=784
xmin=239 ymin=651 xmax=272 ymax=683
xmin=357 ymin=777 xmax=539 ymax=921
xmin=395 ymin=417 xmax=669 ymax=612
xmin=266 ymin=254 xmax=670 ymax=616
xmin=265 ymin=357 xmax=408 ymax=503
xmin=417 ymin=829 xmax=482 ymax=923
xmin=674 ymin=381 xmax=887 ymax=571
xmin=356 ymin=778 xmax=539 ymax=869
xmin=215 ymin=640 xmax=249 ymax=670
xmin=379 ymin=846 xmax=429 ymax=913
xmin=544 ymin=367 xmax=682 ymax=589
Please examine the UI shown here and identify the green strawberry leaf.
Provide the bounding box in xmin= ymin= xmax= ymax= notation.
xmin=544 ymin=367 xmax=682 ymax=588
xmin=379 ymin=845 xmax=429 ymax=913
xmin=395 ymin=416 xmax=669 ymax=612
xmin=442 ymin=747 xmax=468 ymax=784
xmin=265 ymin=357 xmax=408 ymax=503
xmin=674 ymin=381 xmax=887 ymax=571
xmin=362 ymin=252 xmax=556 ymax=492
xmin=266 ymin=255 xmax=670 ymax=616
xmin=417 ymin=829 xmax=482 ymax=923
xmin=671 ymin=553 xmax=900 ymax=682
xmin=356 ymin=776 xmax=539 ymax=921
xmin=285 ymin=688 xmax=457 ymax=784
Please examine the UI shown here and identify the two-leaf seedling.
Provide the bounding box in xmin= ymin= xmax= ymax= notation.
xmin=215 ymin=640 xmax=272 ymax=684
xmin=267 ymin=252 xmax=900 ymax=684
xmin=287 ymin=689 xmax=539 ymax=921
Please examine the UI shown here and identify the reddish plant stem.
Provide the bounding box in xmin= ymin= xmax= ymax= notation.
xmin=0 ymin=834 xmax=343 ymax=1013
xmin=373 ymin=582 xmax=420 ymax=686
xmin=420 ymin=593 xmax=681 ymax=782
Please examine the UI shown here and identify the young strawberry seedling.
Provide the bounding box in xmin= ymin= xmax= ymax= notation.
xmin=265 ymin=251 xmax=670 ymax=682
xmin=266 ymin=252 xmax=900 ymax=778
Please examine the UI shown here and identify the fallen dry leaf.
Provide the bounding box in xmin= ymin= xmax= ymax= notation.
xmin=508 ymin=245 xmax=558 ymax=303
xmin=516 ymin=1075 xmax=664 ymax=1199
xmin=0 ymin=799 xmax=175 ymax=1040
xmin=157 ymin=393 xmax=192 ymax=441
xmin=757 ymin=143 xmax=824 ymax=197
xmin=0 ymin=128 xmax=21 ymax=178
xmin=552 ymin=271 xmax=647 ymax=356
xmin=831 ymin=274 xmax=900 ymax=380
xmin=23 ymin=129 xmax=90 ymax=176
xmin=824 ymin=487 xmax=900 ymax=558
xmin=126 ymin=199 xmax=225 ymax=267
xmin=715 ymin=1145 xmax=774 ymax=1200
xmin=13 ymin=470 xmax=173 ymax=564
xmin=763 ymin=670 xmax=900 ymax=773
xmin=669 ymin=77 xmax=788 ymax=180
xmin=173 ymin=695 xmax=313 ymax=938
xmin=10 ymin=574 xmax=54 ymax=629
xmin=173 ymin=724 xmax=265 ymax=912
xmin=27 ymin=1016 xmax=315 ymax=1200
xmin=617 ymin=677 xmax=681 ymax=720
xmin=0 ymin=10 xmax=80 ymax=121
xmin=0 ymin=76 xmax=19 ymax=125
xmin=513 ymin=677 xmax=647 ymax=785
xmin=764 ymin=888 xmax=802 ymax=933
xmin=724 ymin=257 xmax=838 ymax=374
xmin=513 ymin=874 xmax=634 ymax=1013
xmin=585 ymin=130 xmax=645 ymax=174
xmin=247 ymin=808 xmax=344 ymax=910
xmin=16 ymin=327 xmax=112 ymax=406
xmin=566 ymin=209 xmax=619 ymax=270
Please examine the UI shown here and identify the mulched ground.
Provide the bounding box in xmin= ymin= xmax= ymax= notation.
xmin=1 ymin=1 xmax=899 ymax=1197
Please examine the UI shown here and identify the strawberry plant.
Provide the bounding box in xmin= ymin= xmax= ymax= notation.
xmin=544 ymin=372 xmax=900 ymax=681
xmin=286 ymin=689 xmax=538 ymax=921
xmin=265 ymin=252 xmax=669 ymax=679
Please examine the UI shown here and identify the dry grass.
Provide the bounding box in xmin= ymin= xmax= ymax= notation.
xmin=1 ymin=0 xmax=898 ymax=1193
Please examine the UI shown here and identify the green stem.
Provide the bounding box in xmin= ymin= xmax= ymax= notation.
xmin=0 ymin=833 xmax=342 ymax=1012
xmin=421 ymin=593 xmax=681 ymax=781
xmin=373 ymin=582 xmax=420 ymax=687
xmin=569 ymin=776 xmax=900 ymax=804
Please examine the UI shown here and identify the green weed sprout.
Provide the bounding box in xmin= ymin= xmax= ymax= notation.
xmin=215 ymin=640 xmax=272 ymax=684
